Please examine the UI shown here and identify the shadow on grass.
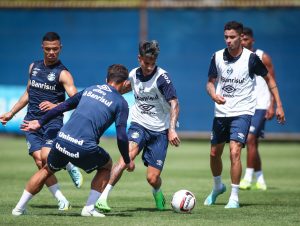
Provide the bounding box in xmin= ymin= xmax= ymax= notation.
xmin=30 ymin=204 xmax=82 ymax=209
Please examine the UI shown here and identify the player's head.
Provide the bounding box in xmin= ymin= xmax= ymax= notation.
xmin=42 ymin=32 xmax=62 ymax=65
xmin=224 ymin=21 xmax=243 ymax=51
xmin=241 ymin=27 xmax=255 ymax=51
xmin=107 ymin=64 xmax=129 ymax=84
xmin=138 ymin=40 xmax=160 ymax=76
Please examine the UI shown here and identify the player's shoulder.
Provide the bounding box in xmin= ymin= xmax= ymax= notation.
xmin=129 ymin=67 xmax=140 ymax=77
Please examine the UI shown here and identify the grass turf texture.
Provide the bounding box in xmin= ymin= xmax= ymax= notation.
xmin=0 ymin=136 xmax=299 ymax=226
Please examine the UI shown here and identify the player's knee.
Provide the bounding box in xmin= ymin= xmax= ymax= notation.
xmin=147 ymin=173 xmax=160 ymax=186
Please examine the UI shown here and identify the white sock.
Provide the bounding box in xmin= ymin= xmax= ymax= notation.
xmin=243 ymin=168 xmax=254 ymax=182
xmin=66 ymin=162 xmax=74 ymax=171
xmin=15 ymin=190 xmax=33 ymax=210
xmin=48 ymin=184 xmax=67 ymax=202
xmin=229 ymin=184 xmax=239 ymax=202
xmin=86 ymin=189 xmax=101 ymax=206
xmin=99 ymin=184 xmax=114 ymax=201
xmin=255 ymin=171 xmax=266 ymax=184
xmin=152 ymin=188 xmax=161 ymax=194
xmin=213 ymin=175 xmax=223 ymax=191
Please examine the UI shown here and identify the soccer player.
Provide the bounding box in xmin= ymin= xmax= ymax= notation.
xmin=12 ymin=64 xmax=135 ymax=217
xmin=0 ymin=32 xmax=82 ymax=211
xmin=239 ymin=27 xmax=277 ymax=191
xmin=96 ymin=40 xmax=180 ymax=212
xmin=204 ymin=21 xmax=285 ymax=208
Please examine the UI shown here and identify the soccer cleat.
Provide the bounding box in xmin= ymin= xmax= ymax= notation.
xmin=81 ymin=207 xmax=105 ymax=217
xmin=204 ymin=184 xmax=226 ymax=206
xmin=225 ymin=199 xmax=240 ymax=209
xmin=255 ymin=182 xmax=267 ymax=191
xmin=58 ymin=199 xmax=71 ymax=211
xmin=239 ymin=179 xmax=252 ymax=190
xmin=95 ymin=199 xmax=111 ymax=212
xmin=12 ymin=208 xmax=26 ymax=216
xmin=153 ymin=190 xmax=166 ymax=210
xmin=68 ymin=166 xmax=83 ymax=189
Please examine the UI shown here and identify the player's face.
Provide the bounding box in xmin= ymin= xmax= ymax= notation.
xmin=138 ymin=55 xmax=156 ymax=76
xmin=241 ymin=34 xmax=254 ymax=51
xmin=224 ymin=29 xmax=241 ymax=51
xmin=42 ymin=40 xmax=61 ymax=65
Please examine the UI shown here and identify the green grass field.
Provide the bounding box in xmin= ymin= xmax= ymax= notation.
xmin=0 ymin=136 xmax=299 ymax=226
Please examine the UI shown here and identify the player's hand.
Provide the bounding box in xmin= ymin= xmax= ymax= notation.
xmin=265 ymin=105 xmax=275 ymax=120
xmin=20 ymin=120 xmax=41 ymax=131
xmin=125 ymin=160 xmax=135 ymax=172
xmin=276 ymin=106 xmax=285 ymax=124
xmin=0 ymin=111 xmax=14 ymax=126
xmin=39 ymin=101 xmax=57 ymax=111
xmin=213 ymin=94 xmax=226 ymax=105
xmin=168 ymin=129 xmax=180 ymax=147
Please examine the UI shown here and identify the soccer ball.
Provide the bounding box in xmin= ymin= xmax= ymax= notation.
xmin=171 ymin=189 xmax=196 ymax=213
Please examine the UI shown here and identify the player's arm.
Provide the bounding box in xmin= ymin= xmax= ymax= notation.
xmin=39 ymin=70 xmax=77 ymax=111
xmin=262 ymin=53 xmax=275 ymax=120
xmin=206 ymin=54 xmax=226 ymax=105
xmin=168 ymin=98 xmax=180 ymax=147
xmin=158 ymin=74 xmax=181 ymax=147
xmin=115 ymin=101 xmax=134 ymax=171
xmin=251 ymin=53 xmax=285 ymax=124
xmin=0 ymin=64 xmax=33 ymax=125
xmin=21 ymin=90 xmax=83 ymax=131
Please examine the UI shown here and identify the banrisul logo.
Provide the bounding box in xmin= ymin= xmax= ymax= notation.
xmin=47 ymin=72 xmax=56 ymax=81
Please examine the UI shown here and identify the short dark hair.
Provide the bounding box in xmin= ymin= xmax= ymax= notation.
xmin=139 ymin=40 xmax=160 ymax=58
xmin=243 ymin=27 xmax=254 ymax=37
xmin=107 ymin=64 xmax=129 ymax=84
xmin=42 ymin=32 xmax=61 ymax=42
xmin=224 ymin=21 xmax=243 ymax=35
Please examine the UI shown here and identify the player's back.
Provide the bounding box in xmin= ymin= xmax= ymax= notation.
xmin=59 ymin=84 xmax=128 ymax=149
xmin=26 ymin=60 xmax=66 ymax=120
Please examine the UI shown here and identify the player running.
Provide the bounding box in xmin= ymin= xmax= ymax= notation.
xmin=97 ymin=40 xmax=180 ymax=212
xmin=12 ymin=64 xmax=134 ymax=217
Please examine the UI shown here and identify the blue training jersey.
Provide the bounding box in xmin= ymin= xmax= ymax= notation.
xmin=25 ymin=60 xmax=67 ymax=120
xmin=57 ymin=84 xmax=129 ymax=149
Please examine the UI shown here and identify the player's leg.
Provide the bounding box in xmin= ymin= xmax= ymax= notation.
xmin=240 ymin=133 xmax=256 ymax=189
xmin=224 ymin=140 xmax=243 ymax=208
xmin=97 ymin=123 xmax=145 ymax=212
xmin=225 ymin=115 xmax=251 ymax=208
xmin=81 ymin=146 xmax=112 ymax=217
xmin=147 ymin=166 xmax=166 ymax=210
xmin=204 ymin=117 xmax=227 ymax=206
xmin=44 ymin=124 xmax=83 ymax=188
xmin=204 ymin=143 xmax=227 ymax=206
xmin=96 ymin=141 xmax=139 ymax=212
xmin=40 ymin=147 xmax=70 ymax=210
xmin=241 ymin=110 xmax=267 ymax=190
xmin=12 ymin=164 xmax=54 ymax=216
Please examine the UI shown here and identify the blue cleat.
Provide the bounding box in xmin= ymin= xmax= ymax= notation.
xmin=225 ymin=199 xmax=240 ymax=209
xmin=68 ymin=166 xmax=83 ymax=188
xmin=204 ymin=184 xmax=226 ymax=206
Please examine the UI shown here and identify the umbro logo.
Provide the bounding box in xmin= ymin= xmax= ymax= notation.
xmin=222 ymin=85 xmax=236 ymax=93
xmin=139 ymin=104 xmax=155 ymax=111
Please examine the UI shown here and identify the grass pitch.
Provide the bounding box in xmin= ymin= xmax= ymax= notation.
xmin=0 ymin=136 xmax=299 ymax=226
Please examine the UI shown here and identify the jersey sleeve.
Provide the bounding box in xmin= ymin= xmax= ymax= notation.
xmin=38 ymin=90 xmax=84 ymax=126
xmin=157 ymin=73 xmax=178 ymax=102
xmin=115 ymin=99 xmax=129 ymax=127
xmin=249 ymin=53 xmax=268 ymax=77
xmin=208 ymin=54 xmax=218 ymax=78
xmin=115 ymin=99 xmax=130 ymax=164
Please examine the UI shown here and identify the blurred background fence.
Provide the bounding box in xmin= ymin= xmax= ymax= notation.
xmin=0 ymin=0 xmax=299 ymax=140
